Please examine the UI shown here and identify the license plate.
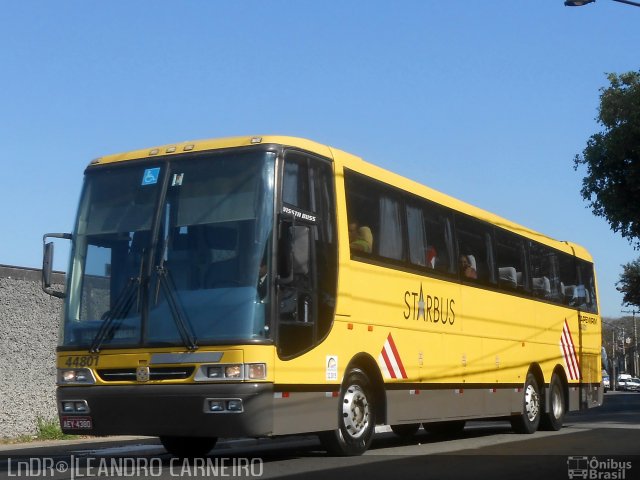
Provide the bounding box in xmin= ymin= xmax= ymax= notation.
xmin=61 ymin=416 xmax=93 ymax=430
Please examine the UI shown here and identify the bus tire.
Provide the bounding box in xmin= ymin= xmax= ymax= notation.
xmin=510 ymin=372 xmax=541 ymax=434
xmin=159 ymin=436 xmax=217 ymax=458
xmin=540 ymin=373 xmax=565 ymax=431
xmin=319 ymin=368 xmax=376 ymax=456
xmin=390 ymin=423 xmax=420 ymax=437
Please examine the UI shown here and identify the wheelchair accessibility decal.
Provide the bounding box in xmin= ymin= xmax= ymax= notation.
xmin=142 ymin=167 xmax=161 ymax=186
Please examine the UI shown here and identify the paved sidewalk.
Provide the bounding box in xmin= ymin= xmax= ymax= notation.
xmin=0 ymin=436 xmax=157 ymax=455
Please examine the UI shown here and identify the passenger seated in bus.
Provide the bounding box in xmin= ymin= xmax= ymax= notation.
xmin=349 ymin=222 xmax=373 ymax=253
xmin=459 ymin=254 xmax=477 ymax=279
xmin=257 ymin=261 xmax=268 ymax=300
xmin=426 ymin=245 xmax=437 ymax=268
xmin=532 ymin=276 xmax=551 ymax=297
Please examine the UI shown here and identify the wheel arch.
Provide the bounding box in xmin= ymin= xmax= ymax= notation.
xmin=344 ymin=352 xmax=387 ymax=425
xmin=528 ymin=362 xmax=545 ymax=392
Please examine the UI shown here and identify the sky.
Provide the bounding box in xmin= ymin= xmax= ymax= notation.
xmin=1 ymin=1 xmax=638 ymax=318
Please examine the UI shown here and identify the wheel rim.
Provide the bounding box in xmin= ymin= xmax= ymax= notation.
xmin=342 ymin=384 xmax=370 ymax=439
xmin=551 ymin=383 xmax=563 ymax=419
xmin=524 ymin=383 xmax=540 ymax=422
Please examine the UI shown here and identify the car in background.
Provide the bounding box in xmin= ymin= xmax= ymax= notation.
xmin=603 ymin=374 xmax=610 ymax=393
xmin=625 ymin=377 xmax=640 ymax=392
xmin=617 ymin=374 xmax=632 ymax=391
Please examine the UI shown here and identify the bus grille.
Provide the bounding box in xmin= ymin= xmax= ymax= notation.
xmin=97 ymin=367 xmax=195 ymax=382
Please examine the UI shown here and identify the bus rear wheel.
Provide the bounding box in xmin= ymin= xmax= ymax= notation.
xmin=319 ymin=368 xmax=376 ymax=456
xmin=540 ymin=373 xmax=565 ymax=431
xmin=160 ymin=436 xmax=218 ymax=458
xmin=511 ymin=373 xmax=541 ymax=434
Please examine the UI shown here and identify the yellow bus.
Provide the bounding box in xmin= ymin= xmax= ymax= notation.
xmin=43 ymin=135 xmax=602 ymax=456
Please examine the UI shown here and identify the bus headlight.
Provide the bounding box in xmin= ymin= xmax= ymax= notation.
xmin=224 ymin=365 xmax=243 ymax=379
xmin=196 ymin=363 xmax=268 ymax=382
xmin=58 ymin=368 xmax=96 ymax=385
xmin=246 ymin=363 xmax=267 ymax=380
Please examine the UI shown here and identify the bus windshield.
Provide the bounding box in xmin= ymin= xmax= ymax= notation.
xmin=62 ymin=150 xmax=276 ymax=349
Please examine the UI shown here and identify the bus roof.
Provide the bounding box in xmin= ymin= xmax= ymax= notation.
xmin=92 ymin=135 xmax=593 ymax=262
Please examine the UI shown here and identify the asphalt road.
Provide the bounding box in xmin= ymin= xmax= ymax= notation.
xmin=1 ymin=391 xmax=639 ymax=480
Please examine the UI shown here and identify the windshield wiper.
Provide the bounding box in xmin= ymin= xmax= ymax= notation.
xmin=89 ymin=276 xmax=140 ymax=353
xmin=156 ymin=265 xmax=198 ymax=351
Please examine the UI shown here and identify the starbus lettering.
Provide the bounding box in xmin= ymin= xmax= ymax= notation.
xmin=403 ymin=283 xmax=455 ymax=325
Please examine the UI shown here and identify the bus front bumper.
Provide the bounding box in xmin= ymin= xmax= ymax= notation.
xmin=57 ymin=383 xmax=273 ymax=438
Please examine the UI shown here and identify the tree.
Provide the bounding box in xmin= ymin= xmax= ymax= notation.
xmin=618 ymin=258 xmax=640 ymax=308
xmin=574 ymin=71 xmax=640 ymax=247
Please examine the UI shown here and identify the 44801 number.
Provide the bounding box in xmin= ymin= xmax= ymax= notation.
xmin=64 ymin=355 xmax=99 ymax=368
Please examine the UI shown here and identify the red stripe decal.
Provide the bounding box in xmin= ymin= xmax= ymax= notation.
xmin=380 ymin=346 xmax=397 ymax=379
xmin=386 ymin=334 xmax=408 ymax=379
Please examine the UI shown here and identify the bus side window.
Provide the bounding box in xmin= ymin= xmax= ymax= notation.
xmin=455 ymin=215 xmax=496 ymax=285
xmin=558 ymin=253 xmax=578 ymax=306
xmin=377 ymin=195 xmax=403 ymax=261
xmin=406 ymin=204 xmax=427 ymax=267
xmin=529 ymin=242 xmax=561 ymax=302
xmin=282 ymin=157 xmax=310 ymax=211
xmin=577 ymin=260 xmax=598 ymax=313
xmin=495 ymin=229 xmax=528 ymax=292
xmin=424 ymin=203 xmax=455 ymax=274
xmin=345 ymin=172 xmax=378 ymax=256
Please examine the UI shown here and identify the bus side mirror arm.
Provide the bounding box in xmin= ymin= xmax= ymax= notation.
xmin=42 ymin=233 xmax=71 ymax=298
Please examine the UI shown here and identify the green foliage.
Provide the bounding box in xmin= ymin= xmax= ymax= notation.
xmin=574 ymin=71 xmax=640 ymax=247
xmin=35 ymin=417 xmax=77 ymax=441
xmin=618 ymin=258 xmax=640 ymax=308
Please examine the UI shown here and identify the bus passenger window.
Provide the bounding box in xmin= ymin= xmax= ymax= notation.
xmin=455 ymin=215 xmax=496 ymax=284
xmin=495 ymin=229 xmax=528 ymax=292
xmin=406 ymin=204 xmax=426 ymax=267
xmin=377 ymin=196 xmax=403 ymax=260
xmin=424 ymin=204 xmax=455 ymax=274
xmin=529 ymin=242 xmax=559 ymax=301
xmin=345 ymin=171 xmax=378 ymax=257
xmin=577 ymin=260 xmax=598 ymax=313
xmin=558 ymin=253 xmax=578 ymax=306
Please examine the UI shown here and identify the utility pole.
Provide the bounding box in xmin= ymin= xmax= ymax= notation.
xmin=612 ymin=328 xmax=617 ymax=390
xmin=623 ymin=309 xmax=639 ymax=376
xmin=622 ymin=324 xmax=627 ymax=373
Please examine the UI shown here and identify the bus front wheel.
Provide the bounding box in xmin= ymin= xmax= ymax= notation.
xmin=510 ymin=373 xmax=541 ymax=434
xmin=319 ymin=368 xmax=376 ymax=456
xmin=160 ymin=436 xmax=218 ymax=458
